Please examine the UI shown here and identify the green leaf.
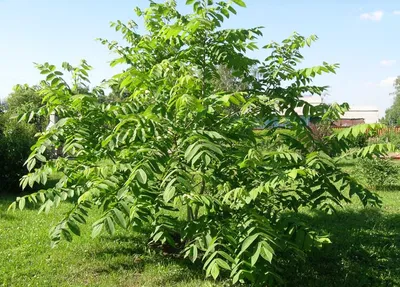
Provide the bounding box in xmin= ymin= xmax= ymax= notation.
xmin=136 ymin=168 xmax=148 ymax=184
xmin=185 ymin=143 xmax=203 ymax=163
xmin=104 ymin=217 xmax=115 ymax=235
xmin=221 ymin=8 xmax=230 ymax=18
xmin=152 ymin=231 xmax=163 ymax=243
xmin=61 ymin=228 xmax=72 ymax=242
xmin=7 ymin=202 xmax=16 ymax=212
xmin=72 ymin=214 xmax=86 ymax=224
xmin=189 ymin=245 xmax=198 ymax=263
xmin=210 ymin=261 xmax=220 ymax=279
xmin=51 ymin=77 xmax=60 ymax=87
xmin=241 ymin=233 xmax=259 ymax=253
xmin=113 ymin=208 xmax=127 ymax=228
xmin=203 ymin=143 xmax=223 ymax=156
xmin=251 ymin=242 xmax=261 ymax=266
xmin=163 ymin=185 xmax=176 ymax=203
xmin=39 ymin=193 xmax=46 ymax=203
xmin=18 ymin=197 xmax=26 ymax=211
xmin=67 ymin=220 xmax=81 ymax=236
xmin=228 ymin=5 xmax=237 ymax=14
xmin=120 ymin=76 xmax=132 ymax=88
xmin=54 ymin=195 xmax=61 ymax=207
xmin=217 ymin=251 xmax=235 ymax=263
xmin=92 ymin=221 xmax=104 ymax=238
xmin=216 ymin=258 xmax=231 ymax=270
xmin=35 ymin=154 xmax=46 ymax=162
xmin=186 ymin=0 xmax=195 ymax=4
xmin=260 ymin=241 xmax=274 ymax=263
xmin=232 ymin=0 xmax=246 ymax=7
xmin=27 ymin=158 xmax=36 ymax=171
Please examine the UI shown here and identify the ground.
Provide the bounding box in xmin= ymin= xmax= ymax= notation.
xmin=282 ymin=190 xmax=400 ymax=286
xmin=1 ymin=170 xmax=400 ymax=286
xmin=0 ymin=198 xmax=222 ymax=287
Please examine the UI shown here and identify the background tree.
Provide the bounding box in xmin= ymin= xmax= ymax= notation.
xmin=383 ymin=76 xmax=400 ymax=126
xmin=212 ymin=65 xmax=255 ymax=92
xmin=12 ymin=0 xmax=394 ymax=285
xmin=0 ymin=85 xmax=45 ymax=193
xmin=6 ymin=84 xmax=47 ymax=132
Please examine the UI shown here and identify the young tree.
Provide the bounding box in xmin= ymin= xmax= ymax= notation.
xmin=11 ymin=0 xmax=393 ymax=285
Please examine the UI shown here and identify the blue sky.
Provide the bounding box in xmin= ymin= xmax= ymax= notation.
xmin=0 ymin=0 xmax=399 ymax=116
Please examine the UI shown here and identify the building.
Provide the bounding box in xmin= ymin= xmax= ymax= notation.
xmin=298 ymin=96 xmax=379 ymax=126
xmin=340 ymin=106 xmax=379 ymax=124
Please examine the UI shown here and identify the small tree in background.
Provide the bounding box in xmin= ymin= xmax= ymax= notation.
xmin=383 ymin=76 xmax=400 ymax=126
xmin=11 ymin=0 xmax=394 ymax=285
xmin=6 ymin=84 xmax=47 ymax=132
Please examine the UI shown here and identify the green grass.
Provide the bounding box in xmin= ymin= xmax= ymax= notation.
xmin=282 ymin=190 xmax=400 ymax=286
xmin=0 ymin=198 xmax=222 ymax=287
xmin=1 ymin=168 xmax=400 ymax=286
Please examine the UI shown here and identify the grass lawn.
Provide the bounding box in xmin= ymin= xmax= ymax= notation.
xmin=0 ymin=197 xmax=222 ymax=287
xmin=283 ymin=189 xmax=400 ymax=286
xmin=1 ymin=173 xmax=400 ymax=286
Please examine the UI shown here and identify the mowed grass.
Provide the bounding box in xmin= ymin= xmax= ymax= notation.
xmin=0 ymin=197 xmax=222 ymax=287
xmin=283 ymin=189 xmax=400 ymax=287
xmin=1 ymin=171 xmax=400 ymax=286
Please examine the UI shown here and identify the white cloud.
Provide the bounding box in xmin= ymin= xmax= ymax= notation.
xmin=394 ymin=10 xmax=400 ymax=15
xmin=379 ymin=77 xmax=396 ymax=87
xmin=360 ymin=10 xmax=384 ymax=21
xmin=380 ymin=59 xmax=396 ymax=67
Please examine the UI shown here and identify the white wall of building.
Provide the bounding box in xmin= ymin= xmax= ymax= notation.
xmin=342 ymin=106 xmax=379 ymax=124
xmin=300 ymin=96 xmax=379 ymax=124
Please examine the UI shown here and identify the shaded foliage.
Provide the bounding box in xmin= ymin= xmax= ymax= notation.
xmin=0 ymin=85 xmax=45 ymax=194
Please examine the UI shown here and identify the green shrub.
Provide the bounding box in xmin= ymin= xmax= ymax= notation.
xmin=349 ymin=133 xmax=368 ymax=148
xmin=0 ymin=114 xmax=37 ymax=194
xmin=0 ymin=85 xmax=45 ymax=194
xmin=377 ymin=129 xmax=400 ymax=149
xmin=357 ymin=158 xmax=399 ymax=190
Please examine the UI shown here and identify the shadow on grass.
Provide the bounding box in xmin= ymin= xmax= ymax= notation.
xmin=281 ymin=208 xmax=400 ymax=287
xmin=376 ymin=184 xmax=400 ymax=191
xmin=92 ymin=233 xmax=209 ymax=285
xmin=0 ymin=196 xmax=19 ymax=218
xmin=0 ymin=211 xmax=17 ymax=221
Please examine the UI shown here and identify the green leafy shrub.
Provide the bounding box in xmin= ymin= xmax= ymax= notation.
xmin=0 ymin=85 xmax=45 ymax=194
xmin=376 ymin=129 xmax=400 ymax=149
xmin=332 ymin=127 xmax=369 ymax=149
xmin=10 ymin=1 xmax=394 ymax=285
xmin=356 ymin=158 xmax=399 ymax=190
xmin=348 ymin=133 xmax=368 ymax=148
xmin=0 ymin=115 xmax=37 ymax=193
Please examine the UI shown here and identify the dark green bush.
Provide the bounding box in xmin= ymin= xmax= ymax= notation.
xmin=349 ymin=133 xmax=368 ymax=148
xmin=0 ymin=85 xmax=45 ymax=194
xmin=0 ymin=114 xmax=37 ymax=194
